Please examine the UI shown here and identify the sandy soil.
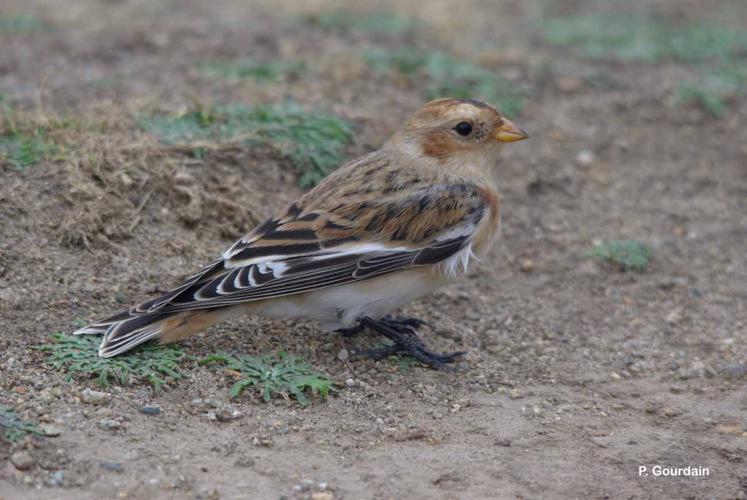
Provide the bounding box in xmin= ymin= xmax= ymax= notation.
xmin=1 ymin=0 xmax=746 ymax=498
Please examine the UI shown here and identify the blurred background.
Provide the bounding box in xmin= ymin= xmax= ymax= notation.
xmin=1 ymin=0 xmax=746 ymax=498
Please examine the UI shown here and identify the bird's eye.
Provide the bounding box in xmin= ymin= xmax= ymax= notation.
xmin=454 ymin=122 xmax=473 ymax=137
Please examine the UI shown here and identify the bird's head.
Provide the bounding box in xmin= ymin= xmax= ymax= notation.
xmin=387 ymin=98 xmax=528 ymax=169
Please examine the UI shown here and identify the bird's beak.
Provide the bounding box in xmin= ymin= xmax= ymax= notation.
xmin=495 ymin=118 xmax=529 ymax=143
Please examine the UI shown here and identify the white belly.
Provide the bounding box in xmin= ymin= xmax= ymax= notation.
xmin=243 ymin=268 xmax=445 ymax=331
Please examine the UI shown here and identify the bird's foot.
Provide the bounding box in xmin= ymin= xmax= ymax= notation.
xmin=335 ymin=315 xmax=428 ymax=338
xmin=379 ymin=315 xmax=432 ymax=334
xmin=336 ymin=323 xmax=366 ymax=338
xmin=354 ymin=316 xmax=464 ymax=370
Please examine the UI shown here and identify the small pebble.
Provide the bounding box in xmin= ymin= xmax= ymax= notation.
xmin=494 ymin=438 xmax=511 ymax=447
xmin=590 ymin=436 xmax=610 ymax=448
xmin=11 ymin=451 xmax=35 ymax=470
xmin=216 ymin=408 xmax=242 ymax=422
xmin=723 ymin=364 xmax=747 ymax=379
xmin=81 ymin=388 xmax=110 ymax=405
xmin=234 ymin=457 xmax=255 ymax=468
xmin=662 ymin=407 xmax=679 ymax=417
xmin=47 ymin=470 xmax=64 ymax=487
xmin=139 ymin=406 xmax=161 ymax=416
xmin=337 ymin=348 xmax=349 ymax=361
xmin=508 ymin=388 xmax=523 ymax=399
xmin=100 ymin=461 xmax=125 ymax=473
xmin=41 ymin=424 xmax=62 ymax=437
xmin=99 ymin=419 xmax=122 ymax=431
xmin=576 ymin=150 xmax=595 ymax=166
xmin=311 ymin=493 xmax=334 ymax=500
xmin=665 ymin=309 xmax=682 ymax=325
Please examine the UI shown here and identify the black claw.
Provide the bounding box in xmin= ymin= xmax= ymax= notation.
xmin=356 ymin=316 xmax=464 ymax=370
xmin=380 ymin=315 xmax=432 ymax=332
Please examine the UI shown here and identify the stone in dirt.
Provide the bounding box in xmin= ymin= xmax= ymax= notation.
xmin=11 ymin=451 xmax=35 ymax=470
xmin=139 ymin=406 xmax=161 ymax=415
xmin=81 ymin=388 xmax=110 ymax=405
xmin=41 ymin=424 xmax=62 ymax=436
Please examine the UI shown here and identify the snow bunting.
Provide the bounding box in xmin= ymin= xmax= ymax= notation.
xmin=76 ymin=98 xmax=528 ymax=368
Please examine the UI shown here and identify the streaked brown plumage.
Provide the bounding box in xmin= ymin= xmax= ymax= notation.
xmin=76 ymin=98 xmax=528 ymax=367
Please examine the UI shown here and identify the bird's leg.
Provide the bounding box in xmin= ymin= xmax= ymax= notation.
xmin=355 ymin=316 xmax=465 ymax=370
xmin=335 ymin=323 xmax=367 ymax=338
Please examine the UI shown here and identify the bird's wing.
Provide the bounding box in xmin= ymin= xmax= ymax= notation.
xmin=135 ymin=182 xmax=488 ymax=314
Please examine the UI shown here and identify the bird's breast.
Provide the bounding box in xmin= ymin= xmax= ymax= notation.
xmin=472 ymin=185 xmax=501 ymax=254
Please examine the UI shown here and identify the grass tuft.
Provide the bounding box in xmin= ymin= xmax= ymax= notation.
xmin=302 ymin=10 xmax=417 ymax=36
xmin=197 ymin=60 xmax=306 ymax=82
xmin=1 ymin=102 xmax=60 ymax=169
xmin=1 ymin=405 xmax=42 ymax=443
xmin=0 ymin=133 xmax=56 ymax=169
xmin=590 ymin=240 xmax=651 ymax=272
xmin=139 ymin=102 xmax=353 ymax=187
xmin=542 ymin=15 xmax=747 ymax=63
xmin=364 ymin=49 xmax=525 ymax=117
xmin=674 ymin=64 xmax=747 ymax=116
xmin=200 ymin=351 xmax=331 ymax=405
xmin=38 ymin=333 xmax=185 ymax=390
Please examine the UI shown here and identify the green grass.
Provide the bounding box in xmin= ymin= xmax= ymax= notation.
xmin=0 ymin=132 xmax=56 ymax=169
xmin=363 ymin=48 xmax=429 ymax=78
xmin=38 ymin=333 xmax=185 ymax=391
xmin=200 ymin=352 xmax=331 ymax=405
xmin=302 ymin=10 xmax=417 ymax=36
xmin=1 ymin=405 xmax=42 ymax=443
xmin=0 ymin=13 xmax=45 ymax=34
xmin=388 ymin=352 xmax=419 ymax=373
xmin=590 ymin=240 xmax=651 ymax=272
xmin=674 ymin=64 xmax=747 ymax=116
xmin=364 ymin=49 xmax=526 ymax=117
xmin=542 ymin=15 xmax=747 ymax=63
xmin=1 ymin=101 xmax=60 ymax=169
xmin=139 ymin=102 xmax=353 ymax=187
xmin=197 ymin=60 xmax=306 ymax=82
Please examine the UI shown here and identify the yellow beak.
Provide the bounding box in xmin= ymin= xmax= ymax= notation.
xmin=495 ymin=118 xmax=529 ymax=143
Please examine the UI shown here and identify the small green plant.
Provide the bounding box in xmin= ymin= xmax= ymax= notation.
xmin=364 ymin=49 xmax=526 ymax=117
xmin=197 ymin=60 xmax=306 ymax=82
xmin=674 ymin=64 xmax=747 ymax=116
xmin=1 ymin=405 xmax=42 ymax=442
xmin=590 ymin=240 xmax=651 ymax=272
xmin=0 ymin=133 xmax=56 ymax=169
xmin=675 ymin=85 xmax=728 ymax=116
xmin=302 ymin=10 xmax=417 ymax=36
xmin=200 ymin=351 xmax=331 ymax=405
xmin=38 ymin=333 xmax=184 ymax=390
xmin=363 ymin=48 xmax=427 ymax=78
xmin=1 ymin=102 xmax=59 ymax=169
xmin=139 ymin=102 xmax=353 ymax=187
xmin=542 ymin=15 xmax=747 ymax=63
xmin=0 ymin=13 xmax=45 ymax=34
xmin=389 ymin=352 xmax=419 ymax=373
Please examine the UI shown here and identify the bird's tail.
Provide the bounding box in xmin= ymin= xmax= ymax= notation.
xmin=74 ymin=307 xmax=231 ymax=358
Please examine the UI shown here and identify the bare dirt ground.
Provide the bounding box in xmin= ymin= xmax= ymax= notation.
xmin=1 ymin=0 xmax=747 ymax=498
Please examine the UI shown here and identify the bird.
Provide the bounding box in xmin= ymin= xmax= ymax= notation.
xmin=74 ymin=98 xmax=528 ymax=369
